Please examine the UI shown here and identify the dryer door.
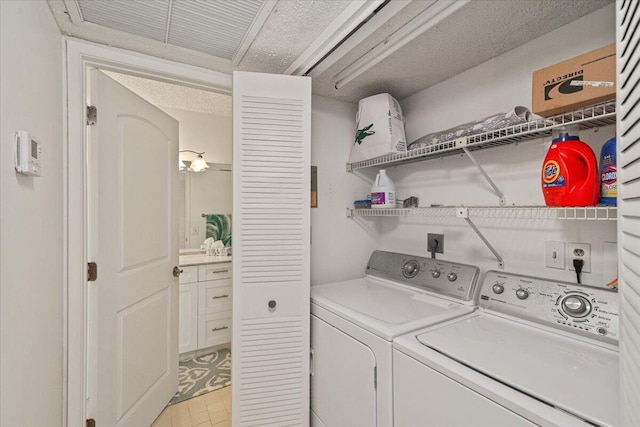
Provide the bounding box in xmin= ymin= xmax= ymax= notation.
xmin=311 ymin=315 xmax=377 ymax=427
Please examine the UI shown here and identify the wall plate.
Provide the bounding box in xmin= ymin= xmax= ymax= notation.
xmin=568 ymin=242 xmax=591 ymax=273
xmin=427 ymin=233 xmax=444 ymax=255
xmin=545 ymin=241 xmax=565 ymax=269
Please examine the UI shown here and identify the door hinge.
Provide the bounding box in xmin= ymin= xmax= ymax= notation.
xmin=86 ymin=419 xmax=96 ymax=427
xmin=88 ymin=262 xmax=98 ymax=282
xmin=87 ymin=105 xmax=97 ymax=125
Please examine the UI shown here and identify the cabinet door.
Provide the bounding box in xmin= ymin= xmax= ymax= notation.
xmin=198 ymin=278 xmax=233 ymax=315
xmin=179 ymin=266 xmax=198 ymax=284
xmin=198 ymin=311 xmax=232 ymax=348
xmin=198 ymin=262 xmax=232 ymax=282
xmin=178 ymin=283 xmax=197 ymax=354
xmin=311 ymin=315 xmax=377 ymax=427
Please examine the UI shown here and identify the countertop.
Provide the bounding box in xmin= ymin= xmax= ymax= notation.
xmin=179 ymin=254 xmax=232 ymax=267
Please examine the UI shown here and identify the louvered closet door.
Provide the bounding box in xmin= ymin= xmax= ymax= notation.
xmin=617 ymin=2 xmax=640 ymax=425
xmin=232 ymin=71 xmax=311 ymax=427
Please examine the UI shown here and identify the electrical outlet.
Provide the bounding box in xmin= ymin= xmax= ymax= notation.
xmin=545 ymin=241 xmax=565 ymax=269
xmin=568 ymin=242 xmax=591 ymax=273
xmin=427 ymin=233 xmax=444 ymax=255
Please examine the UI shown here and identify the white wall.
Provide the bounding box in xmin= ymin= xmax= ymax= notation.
xmin=381 ymin=4 xmax=617 ymax=286
xmin=164 ymin=107 xmax=232 ymax=164
xmin=162 ymin=107 xmax=233 ymax=248
xmin=0 ymin=2 xmax=64 ymax=426
xmin=310 ymin=95 xmax=378 ymax=285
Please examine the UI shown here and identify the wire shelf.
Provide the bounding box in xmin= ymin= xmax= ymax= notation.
xmin=348 ymin=206 xmax=617 ymax=220
xmin=346 ymin=100 xmax=617 ymax=171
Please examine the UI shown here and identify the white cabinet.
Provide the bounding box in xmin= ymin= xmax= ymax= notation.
xmin=178 ymin=266 xmax=198 ymax=354
xmin=197 ymin=263 xmax=232 ymax=348
xmin=178 ymin=261 xmax=232 ymax=354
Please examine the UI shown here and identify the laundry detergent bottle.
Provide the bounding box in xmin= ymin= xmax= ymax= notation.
xmin=541 ymin=132 xmax=599 ymax=207
xmin=371 ymin=169 xmax=396 ymax=208
xmin=599 ymin=135 xmax=617 ymax=206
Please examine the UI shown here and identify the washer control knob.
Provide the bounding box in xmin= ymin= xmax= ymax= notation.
xmin=516 ymin=289 xmax=529 ymax=300
xmin=492 ymin=283 xmax=504 ymax=294
xmin=402 ymin=260 xmax=420 ymax=278
xmin=447 ymin=272 xmax=457 ymax=282
xmin=431 ymin=269 xmax=441 ymax=278
xmin=562 ymin=295 xmax=591 ymax=317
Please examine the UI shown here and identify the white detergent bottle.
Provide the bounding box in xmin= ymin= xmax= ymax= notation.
xmin=371 ymin=169 xmax=396 ymax=208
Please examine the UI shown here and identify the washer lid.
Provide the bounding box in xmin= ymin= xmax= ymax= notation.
xmin=416 ymin=314 xmax=619 ymax=427
xmin=311 ymin=277 xmax=473 ymax=341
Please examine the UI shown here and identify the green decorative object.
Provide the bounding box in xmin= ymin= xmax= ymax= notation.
xmin=355 ymin=123 xmax=375 ymax=145
xmin=205 ymin=214 xmax=232 ymax=247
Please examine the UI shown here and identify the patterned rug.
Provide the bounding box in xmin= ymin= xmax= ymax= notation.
xmin=170 ymin=348 xmax=231 ymax=405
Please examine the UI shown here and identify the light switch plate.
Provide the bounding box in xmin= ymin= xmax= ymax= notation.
xmin=545 ymin=241 xmax=565 ymax=269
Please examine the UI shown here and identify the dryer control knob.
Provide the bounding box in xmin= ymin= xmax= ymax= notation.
xmin=402 ymin=260 xmax=420 ymax=278
xmin=492 ymin=284 xmax=504 ymax=294
xmin=431 ymin=269 xmax=441 ymax=278
xmin=562 ymin=295 xmax=591 ymax=317
xmin=516 ymin=289 xmax=529 ymax=300
xmin=447 ymin=272 xmax=457 ymax=282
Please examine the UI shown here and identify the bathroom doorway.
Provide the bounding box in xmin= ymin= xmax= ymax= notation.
xmin=103 ymin=71 xmax=235 ymax=423
xmin=65 ymin=39 xmax=235 ymax=427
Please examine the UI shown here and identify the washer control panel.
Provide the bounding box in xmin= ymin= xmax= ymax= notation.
xmin=480 ymin=271 xmax=619 ymax=345
xmin=366 ymin=251 xmax=480 ymax=303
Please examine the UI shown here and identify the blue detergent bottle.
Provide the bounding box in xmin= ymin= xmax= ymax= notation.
xmin=599 ymin=135 xmax=617 ymax=206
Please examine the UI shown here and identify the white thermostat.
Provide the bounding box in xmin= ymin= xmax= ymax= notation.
xmin=14 ymin=131 xmax=41 ymax=176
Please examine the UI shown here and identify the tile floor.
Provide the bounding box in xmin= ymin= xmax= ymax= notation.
xmin=151 ymin=386 xmax=231 ymax=427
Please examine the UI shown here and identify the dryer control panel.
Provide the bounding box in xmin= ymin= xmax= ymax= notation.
xmin=480 ymin=271 xmax=619 ymax=345
xmin=366 ymin=251 xmax=480 ymax=303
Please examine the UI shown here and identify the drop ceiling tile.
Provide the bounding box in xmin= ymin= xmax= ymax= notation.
xmin=77 ymin=0 xmax=170 ymax=42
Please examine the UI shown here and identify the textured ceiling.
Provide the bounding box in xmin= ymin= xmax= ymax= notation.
xmin=238 ymin=0 xmax=351 ymax=73
xmin=104 ymin=71 xmax=232 ymax=116
xmin=311 ymin=0 xmax=615 ymax=103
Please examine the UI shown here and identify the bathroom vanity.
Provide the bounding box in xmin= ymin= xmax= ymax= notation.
xmin=178 ymin=254 xmax=232 ymax=355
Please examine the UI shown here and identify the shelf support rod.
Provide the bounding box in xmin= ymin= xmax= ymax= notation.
xmin=456 ymin=208 xmax=504 ymax=269
xmin=462 ymin=147 xmax=506 ymax=206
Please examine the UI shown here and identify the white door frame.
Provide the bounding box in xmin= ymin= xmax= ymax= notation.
xmin=64 ymin=37 xmax=232 ymax=427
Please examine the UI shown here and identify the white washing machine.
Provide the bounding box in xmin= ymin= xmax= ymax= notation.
xmin=393 ymin=270 xmax=619 ymax=427
xmin=310 ymin=250 xmax=480 ymax=427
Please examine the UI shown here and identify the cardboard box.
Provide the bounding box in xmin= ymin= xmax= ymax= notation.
xmin=532 ymin=44 xmax=616 ymax=117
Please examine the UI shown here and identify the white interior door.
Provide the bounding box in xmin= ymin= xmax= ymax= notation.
xmin=232 ymin=71 xmax=311 ymax=426
xmin=617 ymin=2 xmax=640 ymax=425
xmin=87 ymin=69 xmax=179 ymax=427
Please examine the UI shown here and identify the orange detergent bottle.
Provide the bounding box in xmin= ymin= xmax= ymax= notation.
xmin=541 ymin=132 xmax=599 ymax=207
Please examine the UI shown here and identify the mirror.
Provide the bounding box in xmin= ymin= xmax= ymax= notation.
xmin=181 ymin=166 xmax=232 ymax=249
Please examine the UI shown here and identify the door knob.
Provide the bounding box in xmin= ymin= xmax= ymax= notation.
xmin=173 ymin=266 xmax=183 ymax=277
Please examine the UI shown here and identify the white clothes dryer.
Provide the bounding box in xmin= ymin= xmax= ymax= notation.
xmin=310 ymin=250 xmax=480 ymax=427
xmin=393 ymin=270 xmax=619 ymax=427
